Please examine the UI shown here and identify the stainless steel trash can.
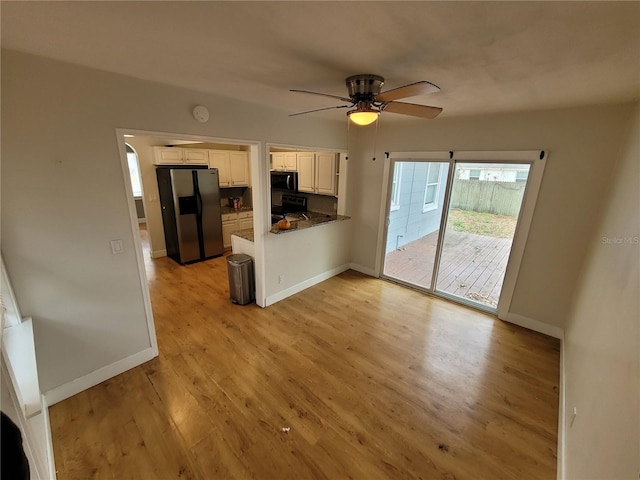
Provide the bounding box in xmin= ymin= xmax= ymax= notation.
xmin=227 ymin=254 xmax=255 ymax=305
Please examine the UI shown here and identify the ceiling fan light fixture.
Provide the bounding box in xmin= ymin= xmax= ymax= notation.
xmin=347 ymin=108 xmax=379 ymax=126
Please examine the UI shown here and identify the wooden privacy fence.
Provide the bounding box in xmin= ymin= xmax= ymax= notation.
xmin=451 ymin=180 xmax=526 ymax=216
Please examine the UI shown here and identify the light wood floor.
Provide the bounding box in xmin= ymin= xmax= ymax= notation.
xmin=49 ymin=226 xmax=560 ymax=479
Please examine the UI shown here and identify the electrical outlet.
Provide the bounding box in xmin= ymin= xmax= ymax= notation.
xmin=278 ymin=275 xmax=283 ymax=284
xmin=570 ymin=407 xmax=577 ymax=427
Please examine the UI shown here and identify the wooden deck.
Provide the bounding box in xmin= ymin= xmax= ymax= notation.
xmin=383 ymin=230 xmax=513 ymax=308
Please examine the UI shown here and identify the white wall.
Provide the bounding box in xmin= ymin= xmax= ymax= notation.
xmin=346 ymin=104 xmax=637 ymax=330
xmin=562 ymin=104 xmax=639 ymax=479
xmin=1 ymin=50 xmax=345 ymax=396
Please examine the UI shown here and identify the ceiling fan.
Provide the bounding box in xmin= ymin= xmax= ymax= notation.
xmin=289 ymin=74 xmax=443 ymax=126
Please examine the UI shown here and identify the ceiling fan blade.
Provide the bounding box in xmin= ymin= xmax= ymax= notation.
xmin=288 ymin=105 xmax=351 ymax=117
xmin=375 ymin=81 xmax=440 ymax=103
xmin=290 ymin=89 xmax=353 ymax=103
xmin=383 ymin=101 xmax=443 ymax=119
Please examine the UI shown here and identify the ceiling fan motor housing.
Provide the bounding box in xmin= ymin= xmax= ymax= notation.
xmin=346 ymin=74 xmax=384 ymax=102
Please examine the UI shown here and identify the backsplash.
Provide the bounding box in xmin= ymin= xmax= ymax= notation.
xmin=307 ymin=194 xmax=337 ymax=214
xmin=221 ymin=186 xmax=252 ymax=208
xmin=271 ymin=190 xmax=337 ymax=215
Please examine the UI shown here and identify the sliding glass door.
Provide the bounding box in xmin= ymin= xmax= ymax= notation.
xmin=382 ymin=161 xmax=450 ymax=290
xmin=382 ymin=154 xmax=540 ymax=314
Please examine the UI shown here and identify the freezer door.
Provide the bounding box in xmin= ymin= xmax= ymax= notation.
xmin=197 ymin=169 xmax=224 ymax=258
xmin=170 ymin=170 xmax=201 ymax=263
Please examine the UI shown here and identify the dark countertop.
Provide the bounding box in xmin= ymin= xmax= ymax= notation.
xmin=270 ymin=211 xmax=351 ymax=235
xmin=231 ymin=229 xmax=254 ymax=242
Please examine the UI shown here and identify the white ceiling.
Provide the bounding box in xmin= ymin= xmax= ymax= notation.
xmin=2 ymin=1 xmax=639 ymax=122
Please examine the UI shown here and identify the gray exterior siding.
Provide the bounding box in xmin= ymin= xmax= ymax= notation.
xmin=385 ymin=162 xmax=447 ymax=254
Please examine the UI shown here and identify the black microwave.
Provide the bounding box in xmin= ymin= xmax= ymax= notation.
xmin=270 ymin=171 xmax=298 ymax=192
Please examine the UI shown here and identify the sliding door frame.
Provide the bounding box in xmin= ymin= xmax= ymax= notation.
xmin=377 ymin=150 xmax=548 ymax=320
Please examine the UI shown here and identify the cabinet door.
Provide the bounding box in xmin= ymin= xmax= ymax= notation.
xmin=315 ymin=152 xmax=337 ymax=195
xmin=297 ymin=152 xmax=315 ymax=193
xmin=284 ymin=152 xmax=298 ymax=171
xmin=271 ymin=152 xmax=284 ymax=170
xmin=239 ymin=217 xmax=253 ymax=230
xmin=154 ymin=147 xmax=183 ymax=165
xmin=229 ymin=152 xmax=249 ymax=186
xmin=221 ymin=214 xmax=238 ymax=250
xmin=183 ymin=149 xmax=209 ymax=165
xmin=209 ymin=151 xmax=230 ymax=186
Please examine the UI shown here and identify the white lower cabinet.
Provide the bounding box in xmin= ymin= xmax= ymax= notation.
xmin=221 ymin=211 xmax=253 ymax=249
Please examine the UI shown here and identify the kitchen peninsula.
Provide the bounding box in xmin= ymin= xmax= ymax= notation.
xmin=270 ymin=211 xmax=350 ymax=234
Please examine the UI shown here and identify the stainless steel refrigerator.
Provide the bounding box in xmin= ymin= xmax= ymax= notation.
xmin=156 ymin=167 xmax=224 ymax=264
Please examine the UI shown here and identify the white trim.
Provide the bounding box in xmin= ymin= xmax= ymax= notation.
xmin=2 ymin=318 xmax=41 ymax=418
xmin=497 ymin=153 xmax=547 ymax=318
xmin=501 ymin=312 xmax=564 ymax=340
xmin=40 ymin=394 xmax=57 ymax=480
xmin=1 ymin=255 xmax=22 ymax=327
xmin=349 ymin=263 xmax=376 ymax=277
xmin=151 ymin=248 xmax=167 ymax=259
xmin=388 ymin=151 xmax=452 ymax=160
xmin=557 ymin=339 xmax=566 ymax=480
xmin=250 ymin=142 xmax=266 ymax=307
xmin=116 ymin=132 xmax=159 ymax=357
xmin=375 ymin=157 xmax=393 ymax=276
xmin=452 ymin=150 xmax=544 ymax=162
xmin=1 ymin=359 xmax=56 ymax=479
xmin=43 ymin=347 xmax=157 ymax=406
xmin=265 ymin=263 xmax=350 ymax=306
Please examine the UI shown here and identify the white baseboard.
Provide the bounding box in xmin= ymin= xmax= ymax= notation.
xmin=265 ymin=263 xmax=350 ymax=306
xmin=43 ymin=347 xmax=157 ymax=406
xmin=151 ymin=248 xmax=167 ymax=259
xmin=502 ymin=312 xmax=565 ymax=339
xmin=349 ymin=263 xmax=376 ymax=277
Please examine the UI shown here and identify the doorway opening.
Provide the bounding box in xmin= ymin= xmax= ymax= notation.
xmin=381 ymin=151 xmax=545 ymax=314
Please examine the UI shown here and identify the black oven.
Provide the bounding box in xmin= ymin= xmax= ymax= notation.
xmin=270 ymin=171 xmax=298 ymax=193
xmin=271 ymin=194 xmax=307 ymax=224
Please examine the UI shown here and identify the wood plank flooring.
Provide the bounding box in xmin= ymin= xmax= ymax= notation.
xmin=49 ymin=226 xmax=560 ymax=479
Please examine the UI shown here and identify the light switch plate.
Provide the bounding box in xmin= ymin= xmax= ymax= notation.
xmin=110 ymin=239 xmax=124 ymax=255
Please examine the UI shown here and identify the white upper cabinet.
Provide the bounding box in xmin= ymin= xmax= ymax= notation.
xmin=183 ymin=149 xmax=210 ymax=165
xmin=271 ymin=152 xmax=298 ymax=171
xmin=152 ymin=147 xmax=209 ymax=166
xmin=315 ymin=152 xmax=338 ymax=195
xmin=298 ymin=152 xmax=337 ymax=196
xmin=209 ymin=150 xmax=250 ymax=187
xmin=153 ymin=147 xmax=183 ymax=165
xmin=229 ymin=151 xmax=250 ymax=186
xmin=209 ymin=151 xmax=231 ymax=186
xmin=297 ymin=152 xmax=315 ymax=193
